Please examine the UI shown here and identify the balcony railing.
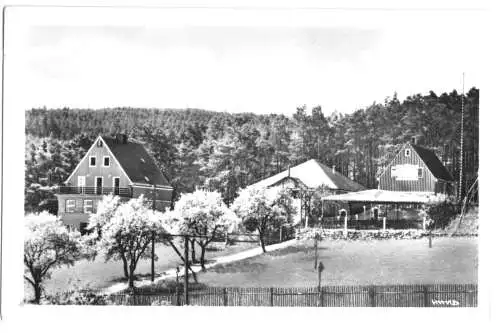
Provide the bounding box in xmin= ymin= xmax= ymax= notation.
xmin=57 ymin=186 xmax=132 ymax=197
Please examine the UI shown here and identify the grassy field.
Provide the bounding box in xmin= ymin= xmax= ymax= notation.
xmin=25 ymin=241 xmax=257 ymax=298
xmin=196 ymin=237 xmax=478 ymax=287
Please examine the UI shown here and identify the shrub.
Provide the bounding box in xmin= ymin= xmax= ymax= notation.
xmin=421 ymin=201 xmax=459 ymax=230
xmin=41 ymin=290 xmax=113 ymax=305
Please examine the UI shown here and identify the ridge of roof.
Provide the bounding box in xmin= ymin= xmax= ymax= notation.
xmin=314 ymin=159 xmax=366 ymax=191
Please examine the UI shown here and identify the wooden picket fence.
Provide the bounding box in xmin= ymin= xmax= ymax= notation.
xmin=104 ymin=284 xmax=477 ymax=307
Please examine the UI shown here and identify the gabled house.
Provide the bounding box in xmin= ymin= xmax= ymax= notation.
xmin=55 ymin=134 xmax=173 ymax=233
xmin=249 ymin=159 xmax=365 ymax=226
xmin=377 ymin=143 xmax=454 ymax=194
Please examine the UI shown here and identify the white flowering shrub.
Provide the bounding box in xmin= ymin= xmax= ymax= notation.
xmin=24 ymin=211 xmax=82 ymax=304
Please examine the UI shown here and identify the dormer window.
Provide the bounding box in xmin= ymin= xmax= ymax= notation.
xmin=89 ymin=156 xmax=96 ymax=167
xmin=97 ymin=139 xmax=103 ymax=148
xmin=404 ymin=149 xmax=411 ymax=157
xmin=103 ymin=156 xmax=110 ymax=167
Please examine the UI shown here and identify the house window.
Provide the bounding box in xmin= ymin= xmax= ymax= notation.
xmin=404 ymin=149 xmax=411 ymax=157
xmin=84 ymin=200 xmax=93 ymax=214
xmin=97 ymin=139 xmax=103 ymax=147
xmin=66 ymin=199 xmax=76 ymax=213
xmin=418 ymin=167 xmax=423 ymax=178
xmin=103 ymin=156 xmax=110 ymax=167
xmin=89 ymin=156 xmax=96 ymax=167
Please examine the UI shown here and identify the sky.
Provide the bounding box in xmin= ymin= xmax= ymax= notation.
xmin=5 ymin=7 xmax=483 ymax=116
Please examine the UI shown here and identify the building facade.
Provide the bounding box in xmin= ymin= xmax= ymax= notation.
xmin=55 ymin=134 xmax=173 ymax=232
xmin=377 ymin=143 xmax=454 ymax=194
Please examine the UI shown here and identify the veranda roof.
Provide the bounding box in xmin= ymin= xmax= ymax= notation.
xmin=322 ymin=189 xmax=446 ymax=204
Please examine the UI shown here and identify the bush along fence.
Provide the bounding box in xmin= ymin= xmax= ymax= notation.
xmin=295 ymin=228 xmax=478 ymax=241
xmin=49 ymin=284 xmax=477 ymax=307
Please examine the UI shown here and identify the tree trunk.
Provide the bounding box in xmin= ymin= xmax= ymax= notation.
xmin=259 ymin=230 xmax=267 ymax=253
xmin=128 ymin=263 xmax=135 ymax=290
xmin=122 ymin=256 xmax=129 ymax=279
xmin=190 ymin=239 xmax=197 ymax=263
xmin=200 ymin=245 xmax=207 ymax=272
xmin=34 ymin=281 xmax=42 ymax=304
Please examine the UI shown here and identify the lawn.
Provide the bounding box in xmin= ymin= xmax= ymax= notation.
xmin=196 ymin=237 xmax=478 ymax=287
xmin=25 ymin=240 xmax=257 ymax=298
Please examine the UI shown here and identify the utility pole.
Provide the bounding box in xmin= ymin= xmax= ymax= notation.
xmin=317 ymin=261 xmax=324 ymax=307
xmin=314 ymin=235 xmax=318 ymax=270
xmin=151 ymin=184 xmax=157 ymax=282
xmin=184 ymin=235 xmax=189 ymax=305
xmin=458 ymin=72 xmax=465 ymax=202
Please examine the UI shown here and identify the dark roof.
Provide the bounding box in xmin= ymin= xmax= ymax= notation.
xmin=411 ymin=144 xmax=454 ymax=181
xmin=250 ymin=159 xmax=365 ymax=192
xmin=102 ymin=137 xmax=171 ymax=187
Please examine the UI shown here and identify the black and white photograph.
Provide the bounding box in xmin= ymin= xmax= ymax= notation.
xmin=0 ymin=1 xmax=497 ymax=332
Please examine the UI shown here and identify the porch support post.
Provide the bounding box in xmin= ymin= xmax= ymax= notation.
xmin=383 ymin=217 xmax=386 ymax=231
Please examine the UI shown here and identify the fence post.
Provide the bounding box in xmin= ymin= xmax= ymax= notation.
xmin=176 ymin=285 xmax=181 ymax=306
xmin=369 ymin=286 xmax=376 ymax=307
xmin=184 ymin=236 xmax=189 ymax=306
xmin=423 ymin=286 xmax=430 ymax=307
xmin=223 ymin=288 xmax=228 ymax=306
xmin=344 ymin=215 xmax=348 ymax=238
xmin=270 ymin=287 xmax=274 ymax=307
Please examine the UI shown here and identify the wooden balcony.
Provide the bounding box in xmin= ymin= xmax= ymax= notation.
xmin=57 ymin=186 xmax=132 ymax=197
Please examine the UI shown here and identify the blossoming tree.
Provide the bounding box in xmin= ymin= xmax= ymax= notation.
xmin=89 ymin=195 xmax=163 ymax=289
xmin=174 ymin=190 xmax=238 ymax=271
xmin=231 ymin=186 xmax=295 ymax=253
xmin=24 ymin=212 xmax=82 ymax=303
xmin=85 ymin=194 xmax=125 ymax=274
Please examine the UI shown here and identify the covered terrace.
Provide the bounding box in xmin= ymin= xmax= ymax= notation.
xmin=321 ymin=189 xmax=446 ymax=231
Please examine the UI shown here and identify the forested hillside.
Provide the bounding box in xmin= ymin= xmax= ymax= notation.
xmin=25 ymin=88 xmax=479 ymax=212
